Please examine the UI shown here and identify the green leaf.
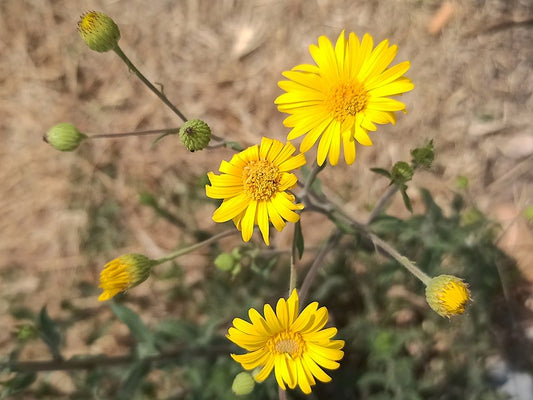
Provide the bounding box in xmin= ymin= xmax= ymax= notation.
xmin=37 ymin=306 xmax=61 ymax=360
xmin=151 ymin=131 xmax=176 ymax=148
xmin=370 ymin=167 xmax=392 ymax=179
xmin=116 ymin=361 xmax=151 ymax=400
xmin=400 ymin=186 xmax=413 ymax=213
xmin=226 ymin=141 xmax=244 ymax=151
xmin=293 ymin=220 xmax=305 ymax=259
xmin=110 ymin=302 xmax=157 ymax=354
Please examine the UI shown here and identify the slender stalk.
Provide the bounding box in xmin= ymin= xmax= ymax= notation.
xmin=366 ymin=184 xmax=399 ymax=225
xmin=299 ymin=160 xmax=325 ymax=201
xmin=113 ymin=45 xmax=188 ymax=123
xmin=88 ymin=127 xmax=179 ymax=140
xmin=368 ymin=232 xmax=431 ymax=285
xmin=278 ymin=386 xmax=287 ymax=400
xmin=298 ymin=229 xmax=342 ymax=305
xmin=153 ymin=229 xmax=237 ymax=265
xmin=289 ymin=225 xmax=299 ymax=295
xmin=3 ymin=345 xmax=231 ymax=373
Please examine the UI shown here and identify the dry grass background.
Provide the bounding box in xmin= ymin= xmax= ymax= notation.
xmin=1 ymin=0 xmax=532 ymax=391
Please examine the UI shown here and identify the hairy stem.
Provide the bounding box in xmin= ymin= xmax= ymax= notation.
xmin=88 ymin=127 xmax=179 ymax=139
xmin=154 ymin=229 xmax=238 ymax=265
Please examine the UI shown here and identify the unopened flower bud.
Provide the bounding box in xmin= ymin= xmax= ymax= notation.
xmin=214 ymin=253 xmax=235 ymax=271
xmin=179 ymin=119 xmax=211 ymax=152
xmin=411 ymin=140 xmax=435 ymax=169
xmin=425 ymin=274 xmax=471 ymax=318
xmin=232 ymin=372 xmax=255 ymax=396
xmin=98 ymin=254 xmax=156 ymax=301
xmin=44 ymin=123 xmax=87 ymax=152
xmin=391 ymin=161 xmax=414 ymax=185
xmin=78 ymin=11 xmax=120 ymax=52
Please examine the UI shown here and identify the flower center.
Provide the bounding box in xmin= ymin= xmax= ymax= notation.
xmin=267 ymin=330 xmax=305 ymax=359
xmin=242 ymin=160 xmax=281 ymax=201
xmin=438 ymin=282 xmax=470 ymax=315
xmin=325 ymin=80 xmax=368 ymax=122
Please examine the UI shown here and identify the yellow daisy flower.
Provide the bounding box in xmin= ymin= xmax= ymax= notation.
xmin=206 ymin=137 xmax=306 ymax=246
xmin=227 ymin=289 xmax=344 ymax=394
xmin=275 ymin=31 xmax=414 ymax=166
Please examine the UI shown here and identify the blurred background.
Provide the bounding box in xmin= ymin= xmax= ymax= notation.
xmin=1 ymin=0 xmax=532 ymax=398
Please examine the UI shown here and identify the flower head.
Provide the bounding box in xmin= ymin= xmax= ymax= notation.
xmin=44 ymin=123 xmax=87 ymax=152
xmin=98 ymin=254 xmax=155 ymax=301
xmin=425 ymin=274 xmax=471 ymax=318
xmin=179 ymin=119 xmax=211 ymax=152
xmin=227 ymin=289 xmax=344 ymax=394
xmin=206 ymin=137 xmax=306 ymax=245
xmin=78 ymin=11 xmax=120 ymax=52
xmin=275 ymin=31 xmax=414 ymax=166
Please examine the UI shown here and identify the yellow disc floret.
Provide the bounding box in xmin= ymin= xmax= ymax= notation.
xmin=425 ymin=274 xmax=471 ymax=318
xmin=78 ymin=11 xmax=120 ymax=52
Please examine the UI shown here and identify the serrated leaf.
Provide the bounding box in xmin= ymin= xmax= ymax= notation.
xmin=400 ymin=186 xmax=413 ymax=213
xmin=37 ymin=306 xmax=61 ymax=360
xmin=370 ymin=167 xmax=392 ymax=179
xmin=111 ymin=303 xmax=157 ymax=354
xmin=293 ymin=220 xmax=305 ymax=260
xmin=116 ymin=361 xmax=151 ymax=400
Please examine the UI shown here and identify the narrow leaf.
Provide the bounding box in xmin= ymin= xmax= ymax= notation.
xmin=293 ymin=220 xmax=305 ymax=260
xmin=370 ymin=167 xmax=392 ymax=179
xmin=37 ymin=306 xmax=62 ymax=360
xmin=400 ymin=187 xmax=413 ymax=213
xmin=110 ymin=303 xmax=156 ymax=352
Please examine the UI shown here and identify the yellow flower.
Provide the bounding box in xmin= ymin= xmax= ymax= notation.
xmin=275 ymin=31 xmax=414 ymax=166
xmin=206 ymin=137 xmax=306 ymax=246
xmin=425 ymin=275 xmax=471 ymax=318
xmin=98 ymin=254 xmax=155 ymax=301
xmin=227 ymin=289 xmax=344 ymax=394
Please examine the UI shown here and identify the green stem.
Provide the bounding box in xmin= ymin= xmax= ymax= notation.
xmin=88 ymin=127 xmax=179 ymax=140
xmin=368 ymin=232 xmax=431 ymax=285
xmin=153 ymin=229 xmax=237 ymax=265
xmin=113 ymin=45 xmax=188 ymax=123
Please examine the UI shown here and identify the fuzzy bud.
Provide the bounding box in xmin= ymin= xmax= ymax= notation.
xmin=391 ymin=161 xmax=414 ymax=185
xmin=425 ymin=274 xmax=471 ymax=318
xmin=78 ymin=11 xmax=120 ymax=52
xmin=44 ymin=123 xmax=87 ymax=152
xmin=98 ymin=254 xmax=156 ymax=301
xmin=179 ymin=119 xmax=211 ymax=152
xmin=231 ymin=372 xmax=255 ymax=396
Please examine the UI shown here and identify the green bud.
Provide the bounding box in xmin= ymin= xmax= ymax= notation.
xmin=231 ymin=372 xmax=255 ymax=396
xmin=391 ymin=161 xmax=414 ymax=185
xmin=78 ymin=11 xmax=120 ymax=52
xmin=44 ymin=123 xmax=87 ymax=152
xmin=411 ymin=140 xmax=435 ymax=169
xmin=179 ymin=119 xmax=211 ymax=152
xmin=214 ymin=253 xmax=235 ymax=271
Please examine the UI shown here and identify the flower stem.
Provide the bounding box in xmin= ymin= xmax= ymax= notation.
xmin=298 ymin=229 xmax=342 ymax=305
xmin=153 ymin=229 xmax=237 ymax=265
xmin=368 ymin=232 xmax=431 ymax=285
xmin=113 ymin=45 xmax=188 ymax=123
xmin=88 ymin=127 xmax=179 ymax=140
xmin=366 ymin=184 xmax=399 ymax=225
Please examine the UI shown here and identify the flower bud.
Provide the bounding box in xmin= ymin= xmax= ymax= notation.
xmin=179 ymin=119 xmax=211 ymax=152
xmin=214 ymin=253 xmax=235 ymax=271
xmin=411 ymin=140 xmax=435 ymax=169
xmin=78 ymin=11 xmax=120 ymax=52
xmin=391 ymin=161 xmax=414 ymax=185
xmin=425 ymin=274 xmax=471 ymax=318
xmin=98 ymin=254 xmax=156 ymax=301
xmin=44 ymin=123 xmax=87 ymax=152
xmin=231 ymin=372 xmax=255 ymax=396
